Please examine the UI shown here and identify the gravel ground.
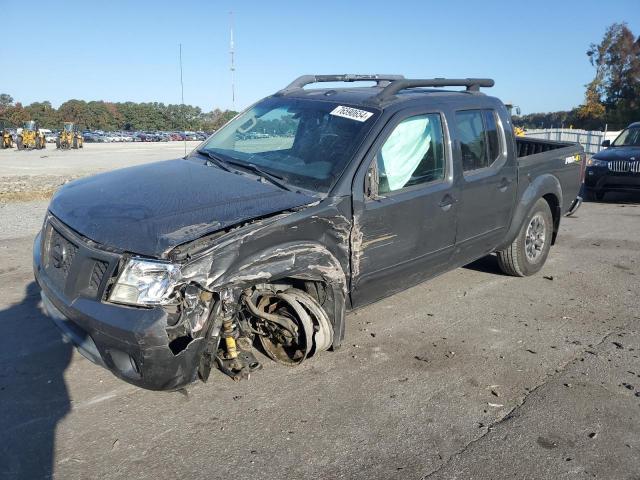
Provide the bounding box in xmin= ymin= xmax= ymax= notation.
xmin=0 ymin=144 xmax=638 ymax=479
xmin=0 ymin=142 xmax=200 ymax=202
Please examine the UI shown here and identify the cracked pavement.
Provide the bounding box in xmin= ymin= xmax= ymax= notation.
xmin=0 ymin=170 xmax=639 ymax=478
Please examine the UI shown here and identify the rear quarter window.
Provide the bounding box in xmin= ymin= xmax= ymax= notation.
xmin=455 ymin=109 xmax=503 ymax=173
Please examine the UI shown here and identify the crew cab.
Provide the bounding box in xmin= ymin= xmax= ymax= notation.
xmin=33 ymin=75 xmax=584 ymax=390
xmin=585 ymin=121 xmax=640 ymax=201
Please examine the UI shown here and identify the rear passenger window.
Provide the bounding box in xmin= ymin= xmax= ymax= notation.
xmin=376 ymin=113 xmax=446 ymax=194
xmin=455 ymin=109 xmax=502 ymax=173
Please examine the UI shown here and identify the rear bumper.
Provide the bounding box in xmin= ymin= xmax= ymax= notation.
xmin=33 ymin=231 xmax=204 ymax=391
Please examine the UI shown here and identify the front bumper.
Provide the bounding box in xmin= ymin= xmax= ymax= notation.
xmin=33 ymin=227 xmax=204 ymax=391
xmin=585 ymin=166 xmax=640 ymax=193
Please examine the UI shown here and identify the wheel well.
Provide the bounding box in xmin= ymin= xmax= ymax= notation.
xmin=542 ymin=193 xmax=560 ymax=245
xmin=276 ymin=276 xmax=344 ymax=349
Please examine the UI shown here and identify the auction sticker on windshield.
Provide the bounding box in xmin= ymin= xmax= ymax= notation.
xmin=330 ymin=105 xmax=374 ymax=122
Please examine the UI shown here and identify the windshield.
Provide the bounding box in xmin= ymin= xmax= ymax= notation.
xmin=23 ymin=121 xmax=35 ymax=130
xmin=64 ymin=123 xmax=73 ymax=132
xmin=198 ymin=97 xmax=379 ymax=192
xmin=612 ymin=126 xmax=640 ymax=147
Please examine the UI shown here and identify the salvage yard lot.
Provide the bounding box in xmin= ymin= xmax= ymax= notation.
xmin=0 ymin=143 xmax=639 ymax=479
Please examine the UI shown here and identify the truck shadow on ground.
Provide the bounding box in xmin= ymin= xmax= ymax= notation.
xmin=463 ymin=254 xmax=504 ymax=276
xmin=0 ymin=281 xmax=72 ymax=480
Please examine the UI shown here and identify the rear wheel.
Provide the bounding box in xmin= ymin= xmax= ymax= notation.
xmin=72 ymin=137 xmax=78 ymax=149
xmin=497 ymin=198 xmax=553 ymax=277
xmin=35 ymin=137 xmax=42 ymax=149
xmin=16 ymin=136 xmax=23 ymax=150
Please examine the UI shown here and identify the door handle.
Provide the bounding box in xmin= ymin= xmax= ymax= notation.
xmin=438 ymin=194 xmax=457 ymax=211
xmin=498 ymin=177 xmax=512 ymax=192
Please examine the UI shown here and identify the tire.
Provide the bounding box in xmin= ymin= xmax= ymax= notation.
xmin=497 ymin=198 xmax=553 ymax=277
xmin=72 ymin=137 xmax=78 ymax=149
xmin=16 ymin=137 xmax=23 ymax=150
xmin=35 ymin=137 xmax=42 ymax=149
xmin=56 ymin=138 xmax=61 ymax=149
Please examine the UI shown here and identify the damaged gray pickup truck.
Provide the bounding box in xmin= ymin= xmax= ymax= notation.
xmin=33 ymin=75 xmax=584 ymax=390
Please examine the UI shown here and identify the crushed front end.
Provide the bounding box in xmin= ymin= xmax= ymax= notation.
xmin=33 ymin=215 xmax=209 ymax=390
xmin=33 ymin=213 xmax=340 ymax=391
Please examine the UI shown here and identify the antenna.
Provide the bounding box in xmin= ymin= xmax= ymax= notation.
xmin=179 ymin=43 xmax=186 ymax=156
xmin=229 ymin=11 xmax=236 ymax=110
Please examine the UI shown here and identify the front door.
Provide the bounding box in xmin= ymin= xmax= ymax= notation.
xmin=351 ymin=110 xmax=458 ymax=307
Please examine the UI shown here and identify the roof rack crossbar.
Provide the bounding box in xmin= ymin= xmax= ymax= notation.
xmin=276 ymin=74 xmax=406 ymax=95
xmin=372 ymin=78 xmax=495 ymax=103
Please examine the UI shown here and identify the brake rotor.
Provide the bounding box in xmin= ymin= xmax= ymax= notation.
xmin=249 ymin=287 xmax=333 ymax=366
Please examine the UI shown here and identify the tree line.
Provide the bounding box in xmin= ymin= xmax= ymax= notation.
xmin=0 ymin=95 xmax=237 ymax=132
xmin=514 ymin=22 xmax=640 ymax=131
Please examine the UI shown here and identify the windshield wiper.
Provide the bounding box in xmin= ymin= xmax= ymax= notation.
xmin=196 ymin=149 xmax=234 ymax=173
xmin=223 ymin=159 xmax=293 ymax=192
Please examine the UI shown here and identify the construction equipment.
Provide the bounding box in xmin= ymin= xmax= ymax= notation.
xmin=505 ymin=103 xmax=526 ymax=136
xmin=57 ymin=122 xmax=83 ymax=149
xmin=16 ymin=121 xmax=46 ymax=150
xmin=1 ymin=121 xmax=13 ymax=149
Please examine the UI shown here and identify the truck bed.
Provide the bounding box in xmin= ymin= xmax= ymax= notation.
xmin=516 ymin=137 xmax=575 ymax=157
xmin=516 ymin=137 xmax=583 ymax=214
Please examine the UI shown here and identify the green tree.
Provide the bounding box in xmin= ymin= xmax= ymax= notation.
xmin=586 ymin=22 xmax=640 ymax=128
xmin=24 ymin=101 xmax=58 ymax=128
xmin=0 ymin=94 xmax=14 ymax=114
xmin=4 ymin=102 xmax=30 ymax=127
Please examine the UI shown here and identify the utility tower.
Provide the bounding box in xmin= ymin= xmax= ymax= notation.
xmin=229 ymin=11 xmax=236 ymax=110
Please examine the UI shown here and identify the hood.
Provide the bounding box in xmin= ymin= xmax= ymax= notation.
xmin=592 ymin=146 xmax=640 ymax=161
xmin=49 ymin=158 xmax=315 ymax=257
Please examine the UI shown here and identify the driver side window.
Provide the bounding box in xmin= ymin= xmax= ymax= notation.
xmin=376 ymin=113 xmax=445 ymax=194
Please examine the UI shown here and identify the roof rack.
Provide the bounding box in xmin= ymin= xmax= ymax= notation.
xmin=371 ymin=78 xmax=495 ymax=103
xmin=276 ymin=74 xmax=406 ymax=95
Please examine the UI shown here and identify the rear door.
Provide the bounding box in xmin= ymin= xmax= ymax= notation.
xmin=350 ymin=109 xmax=458 ymax=307
xmin=453 ymin=109 xmax=516 ymax=262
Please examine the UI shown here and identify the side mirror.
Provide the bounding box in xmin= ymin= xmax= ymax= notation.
xmin=515 ymin=106 xmax=521 ymax=116
xmin=601 ymin=139 xmax=610 ymax=148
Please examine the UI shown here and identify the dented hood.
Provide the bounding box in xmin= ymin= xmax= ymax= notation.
xmin=49 ymin=158 xmax=315 ymax=257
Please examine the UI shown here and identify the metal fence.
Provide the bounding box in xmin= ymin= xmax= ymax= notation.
xmin=524 ymin=128 xmax=621 ymax=155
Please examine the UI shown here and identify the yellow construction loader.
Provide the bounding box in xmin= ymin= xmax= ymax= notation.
xmin=505 ymin=103 xmax=526 ymax=136
xmin=57 ymin=122 xmax=83 ymax=149
xmin=16 ymin=120 xmax=46 ymax=150
xmin=1 ymin=122 xmax=13 ymax=149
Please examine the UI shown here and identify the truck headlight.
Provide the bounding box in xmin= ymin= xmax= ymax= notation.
xmin=587 ymin=158 xmax=608 ymax=167
xmin=109 ymin=258 xmax=181 ymax=306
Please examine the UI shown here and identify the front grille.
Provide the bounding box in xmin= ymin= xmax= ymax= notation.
xmin=88 ymin=260 xmax=109 ymax=296
xmin=608 ymin=160 xmax=640 ymax=173
xmin=42 ymin=217 xmax=118 ymax=299
xmin=44 ymin=225 xmax=79 ymax=289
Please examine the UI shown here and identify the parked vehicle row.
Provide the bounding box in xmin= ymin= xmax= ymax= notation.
xmin=82 ymin=131 xmax=209 ymax=143
xmin=0 ymin=128 xmax=210 ymax=146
